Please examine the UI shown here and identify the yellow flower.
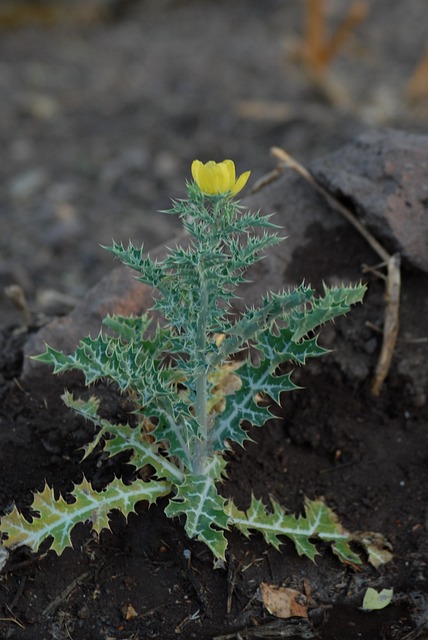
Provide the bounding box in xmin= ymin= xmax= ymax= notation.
xmin=191 ymin=159 xmax=250 ymax=196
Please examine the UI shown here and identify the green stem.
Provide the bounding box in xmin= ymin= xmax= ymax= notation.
xmin=193 ymin=260 xmax=209 ymax=474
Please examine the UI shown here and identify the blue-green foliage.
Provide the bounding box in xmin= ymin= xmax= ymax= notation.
xmin=1 ymin=182 xmax=367 ymax=562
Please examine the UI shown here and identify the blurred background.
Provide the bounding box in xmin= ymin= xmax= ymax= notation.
xmin=0 ymin=0 xmax=427 ymax=324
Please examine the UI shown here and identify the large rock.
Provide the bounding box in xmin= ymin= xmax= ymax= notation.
xmin=310 ymin=129 xmax=428 ymax=272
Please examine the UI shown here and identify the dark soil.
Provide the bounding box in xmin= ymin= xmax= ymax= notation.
xmin=1 ymin=2 xmax=428 ymax=639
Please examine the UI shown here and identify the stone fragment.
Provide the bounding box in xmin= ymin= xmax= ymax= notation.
xmin=22 ymin=260 xmax=153 ymax=379
xmin=310 ymin=129 xmax=428 ymax=272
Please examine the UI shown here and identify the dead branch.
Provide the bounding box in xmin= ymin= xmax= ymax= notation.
xmin=249 ymin=167 xmax=284 ymax=194
xmin=42 ymin=571 xmax=92 ymax=617
xmin=286 ymin=0 xmax=368 ymax=107
xmin=371 ymin=253 xmax=401 ymax=395
xmin=302 ymin=0 xmax=368 ymax=72
xmin=407 ymin=47 xmax=428 ymax=103
xmin=270 ymin=147 xmax=401 ymax=396
xmin=213 ymin=618 xmax=316 ymax=639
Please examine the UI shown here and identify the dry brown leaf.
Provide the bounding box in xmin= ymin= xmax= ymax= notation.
xmin=121 ymin=603 xmax=138 ymax=620
xmin=260 ymin=582 xmax=308 ymax=619
xmin=352 ymin=531 xmax=394 ymax=568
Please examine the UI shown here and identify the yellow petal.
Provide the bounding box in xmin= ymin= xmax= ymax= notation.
xmin=191 ymin=159 xmax=202 ymax=184
xmin=198 ymin=172 xmax=211 ymax=194
xmin=195 ymin=162 xmax=208 ymax=193
xmin=223 ymin=159 xmax=236 ymax=187
xmin=217 ymin=162 xmax=231 ymax=193
xmin=205 ymin=162 xmax=219 ymax=194
xmin=231 ymin=170 xmax=251 ymax=195
xmin=191 ymin=159 xmax=250 ymax=196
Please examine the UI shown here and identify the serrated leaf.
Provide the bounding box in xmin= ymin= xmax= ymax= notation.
xmin=102 ymin=313 xmax=173 ymax=356
xmin=255 ymin=325 xmax=328 ymax=367
xmin=289 ymin=283 xmax=366 ymax=342
xmin=165 ymin=457 xmax=228 ymax=559
xmin=0 ymin=477 xmax=171 ymax=555
xmin=102 ymin=313 xmax=153 ymax=342
xmin=35 ymin=325 xmax=176 ymax=404
xmin=62 ymin=392 xmax=184 ymax=483
xmin=226 ymin=496 xmax=362 ymax=565
xmin=210 ymin=357 xmax=297 ymax=450
xmin=150 ymin=404 xmax=197 ymax=470
xmin=107 ymin=241 xmax=164 ymax=288
xmin=213 ymin=286 xmax=314 ymax=364
xmin=102 ymin=422 xmax=184 ymax=483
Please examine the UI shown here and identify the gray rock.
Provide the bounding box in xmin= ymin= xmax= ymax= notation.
xmin=310 ymin=129 xmax=428 ymax=272
xmin=23 ymin=255 xmax=156 ymax=378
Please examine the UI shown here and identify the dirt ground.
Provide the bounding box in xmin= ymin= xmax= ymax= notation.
xmin=1 ymin=1 xmax=428 ymax=639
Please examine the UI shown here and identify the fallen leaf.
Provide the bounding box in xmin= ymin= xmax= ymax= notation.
xmin=121 ymin=603 xmax=138 ymax=620
xmin=362 ymin=587 xmax=394 ymax=611
xmin=352 ymin=531 xmax=393 ymax=568
xmin=260 ymin=582 xmax=308 ymax=619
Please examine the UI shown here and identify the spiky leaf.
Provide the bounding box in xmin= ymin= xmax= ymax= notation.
xmin=213 ymin=286 xmax=314 ymax=364
xmin=0 ymin=477 xmax=171 ymax=554
xmin=255 ymin=325 xmax=328 ymax=367
xmin=289 ymin=283 xmax=366 ymax=341
xmin=226 ymin=496 xmax=362 ymax=564
xmin=165 ymin=456 xmax=228 ymax=559
xmin=210 ymin=358 xmax=297 ymax=451
xmin=62 ymin=392 xmax=184 ymax=483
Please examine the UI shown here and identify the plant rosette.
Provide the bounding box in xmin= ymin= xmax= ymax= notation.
xmin=0 ymin=159 xmax=386 ymax=567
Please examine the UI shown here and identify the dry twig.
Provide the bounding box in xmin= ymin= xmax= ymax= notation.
xmin=369 ymin=254 xmax=401 ymax=395
xmin=0 ymin=608 xmax=25 ymax=629
xmin=302 ymin=0 xmax=368 ymax=72
xmin=407 ymin=47 xmax=428 ymax=103
xmin=213 ymin=618 xmax=316 ymax=639
xmin=8 ymin=576 xmax=27 ymax=612
xmin=42 ymin=571 xmax=92 ymax=617
xmin=270 ymin=146 xmax=401 ymax=395
xmin=288 ymin=0 xmax=368 ymax=106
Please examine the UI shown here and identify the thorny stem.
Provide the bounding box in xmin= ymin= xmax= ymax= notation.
xmin=193 ymin=258 xmax=209 ymax=475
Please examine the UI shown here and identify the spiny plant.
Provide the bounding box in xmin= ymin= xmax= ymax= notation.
xmin=1 ymin=159 xmax=369 ymax=564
